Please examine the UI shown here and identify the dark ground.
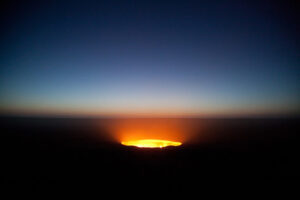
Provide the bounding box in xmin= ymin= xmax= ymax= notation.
xmin=1 ymin=117 xmax=299 ymax=193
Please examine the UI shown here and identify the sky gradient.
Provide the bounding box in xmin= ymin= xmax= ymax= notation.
xmin=1 ymin=0 xmax=299 ymax=117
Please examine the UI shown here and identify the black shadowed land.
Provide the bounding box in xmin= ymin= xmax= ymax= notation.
xmin=1 ymin=117 xmax=299 ymax=192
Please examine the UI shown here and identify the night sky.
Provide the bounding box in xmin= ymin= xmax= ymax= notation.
xmin=1 ymin=0 xmax=299 ymax=117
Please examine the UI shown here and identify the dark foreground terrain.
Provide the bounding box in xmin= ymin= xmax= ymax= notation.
xmin=1 ymin=117 xmax=299 ymax=193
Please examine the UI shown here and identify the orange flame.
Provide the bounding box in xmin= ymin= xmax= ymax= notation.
xmin=98 ymin=118 xmax=201 ymax=146
xmin=121 ymin=139 xmax=182 ymax=148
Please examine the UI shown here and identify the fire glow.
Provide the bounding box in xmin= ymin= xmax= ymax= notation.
xmin=121 ymin=139 xmax=182 ymax=148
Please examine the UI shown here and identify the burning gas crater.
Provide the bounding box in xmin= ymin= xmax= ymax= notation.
xmin=121 ymin=139 xmax=182 ymax=148
xmin=105 ymin=118 xmax=194 ymax=148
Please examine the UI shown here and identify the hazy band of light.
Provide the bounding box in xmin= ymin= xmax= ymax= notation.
xmin=1 ymin=100 xmax=298 ymax=117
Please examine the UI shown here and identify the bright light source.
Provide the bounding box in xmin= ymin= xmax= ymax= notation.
xmin=121 ymin=139 xmax=182 ymax=148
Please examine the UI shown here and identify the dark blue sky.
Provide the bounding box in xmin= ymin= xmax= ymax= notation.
xmin=1 ymin=0 xmax=299 ymax=117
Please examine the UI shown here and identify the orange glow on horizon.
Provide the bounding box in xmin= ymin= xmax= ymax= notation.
xmin=121 ymin=139 xmax=182 ymax=148
xmin=98 ymin=118 xmax=201 ymax=146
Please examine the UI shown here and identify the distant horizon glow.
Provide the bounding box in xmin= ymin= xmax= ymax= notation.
xmin=1 ymin=101 xmax=298 ymax=118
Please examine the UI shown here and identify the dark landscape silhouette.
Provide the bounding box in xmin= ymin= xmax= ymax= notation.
xmin=1 ymin=117 xmax=299 ymax=192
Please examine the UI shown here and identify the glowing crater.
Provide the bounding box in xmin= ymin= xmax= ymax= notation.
xmin=121 ymin=139 xmax=182 ymax=148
